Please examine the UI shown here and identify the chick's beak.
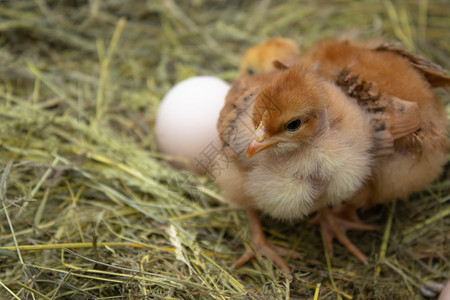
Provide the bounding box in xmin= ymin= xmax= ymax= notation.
xmin=246 ymin=123 xmax=278 ymax=158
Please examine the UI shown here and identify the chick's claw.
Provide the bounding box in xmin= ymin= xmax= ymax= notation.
xmin=311 ymin=206 xmax=376 ymax=265
xmin=231 ymin=241 xmax=302 ymax=274
xmin=232 ymin=210 xmax=302 ymax=274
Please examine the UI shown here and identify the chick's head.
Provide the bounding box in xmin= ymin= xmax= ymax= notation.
xmin=248 ymin=65 xmax=328 ymax=158
xmin=239 ymin=37 xmax=300 ymax=77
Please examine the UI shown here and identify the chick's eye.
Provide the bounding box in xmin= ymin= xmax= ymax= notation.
xmin=285 ymin=118 xmax=302 ymax=131
xmin=247 ymin=68 xmax=255 ymax=75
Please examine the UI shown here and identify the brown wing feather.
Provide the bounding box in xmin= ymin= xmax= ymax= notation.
xmin=336 ymin=69 xmax=421 ymax=156
xmin=375 ymin=43 xmax=450 ymax=87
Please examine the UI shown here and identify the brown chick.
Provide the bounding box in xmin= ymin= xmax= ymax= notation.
xmin=215 ymin=39 xmax=450 ymax=272
xmin=299 ymin=39 xmax=449 ymax=263
xmin=239 ymin=37 xmax=300 ymax=77
xmin=215 ymin=63 xmax=374 ymax=272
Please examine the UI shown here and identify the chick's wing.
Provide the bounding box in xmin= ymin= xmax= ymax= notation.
xmin=217 ymin=72 xmax=276 ymax=161
xmin=375 ymin=43 xmax=450 ymax=87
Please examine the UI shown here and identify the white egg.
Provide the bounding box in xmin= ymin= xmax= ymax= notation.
xmin=156 ymin=76 xmax=230 ymax=174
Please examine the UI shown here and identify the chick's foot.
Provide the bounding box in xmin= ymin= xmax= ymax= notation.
xmin=232 ymin=210 xmax=302 ymax=273
xmin=311 ymin=206 xmax=376 ymax=264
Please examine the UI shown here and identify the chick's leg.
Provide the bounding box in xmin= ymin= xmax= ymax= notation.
xmin=232 ymin=209 xmax=302 ymax=273
xmin=312 ymin=203 xmax=376 ymax=265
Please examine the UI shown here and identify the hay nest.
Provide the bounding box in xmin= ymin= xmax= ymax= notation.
xmin=0 ymin=1 xmax=449 ymax=299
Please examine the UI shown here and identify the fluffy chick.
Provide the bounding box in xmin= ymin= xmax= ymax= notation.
xmin=215 ymin=64 xmax=374 ymax=272
xmin=239 ymin=37 xmax=299 ymax=77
